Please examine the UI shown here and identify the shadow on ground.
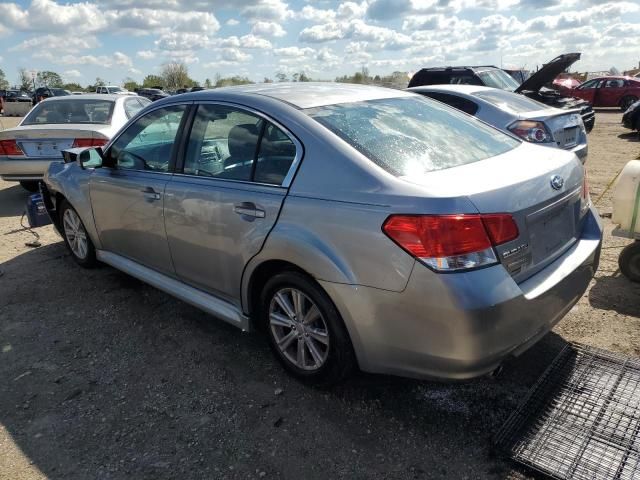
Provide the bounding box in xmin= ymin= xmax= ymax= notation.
xmin=0 ymin=182 xmax=28 ymax=218
xmin=0 ymin=244 xmax=564 ymax=479
xmin=617 ymin=132 xmax=640 ymax=142
xmin=589 ymin=270 xmax=640 ymax=317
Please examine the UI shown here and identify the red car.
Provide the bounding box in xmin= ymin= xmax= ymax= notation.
xmin=562 ymin=76 xmax=640 ymax=111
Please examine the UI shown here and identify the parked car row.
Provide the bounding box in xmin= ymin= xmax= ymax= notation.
xmin=0 ymin=82 xmax=599 ymax=385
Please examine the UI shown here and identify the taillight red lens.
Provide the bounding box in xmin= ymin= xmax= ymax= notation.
xmin=383 ymin=213 xmax=518 ymax=266
xmin=0 ymin=139 xmax=24 ymax=156
xmin=72 ymin=138 xmax=107 ymax=148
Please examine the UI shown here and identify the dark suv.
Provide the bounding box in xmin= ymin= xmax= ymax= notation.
xmin=32 ymin=87 xmax=69 ymax=105
xmin=136 ymin=88 xmax=170 ymax=102
xmin=408 ymin=53 xmax=595 ymax=132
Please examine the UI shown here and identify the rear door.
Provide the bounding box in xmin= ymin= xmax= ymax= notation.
xmin=90 ymin=104 xmax=189 ymax=275
xmin=164 ymin=103 xmax=300 ymax=303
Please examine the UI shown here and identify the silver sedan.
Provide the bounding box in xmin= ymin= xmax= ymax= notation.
xmin=408 ymin=85 xmax=588 ymax=163
xmin=42 ymin=83 xmax=602 ymax=384
xmin=0 ymin=94 xmax=150 ymax=191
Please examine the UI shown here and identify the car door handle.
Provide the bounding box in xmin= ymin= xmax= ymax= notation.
xmin=234 ymin=202 xmax=265 ymax=218
xmin=142 ymin=187 xmax=161 ymax=201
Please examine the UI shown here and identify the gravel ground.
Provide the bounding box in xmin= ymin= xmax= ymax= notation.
xmin=1 ymin=111 xmax=639 ymax=480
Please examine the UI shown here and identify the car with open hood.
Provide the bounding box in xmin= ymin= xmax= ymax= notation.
xmin=408 ymin=53 xmax=595 ymax=132
xmin=41 ymin=83 xmax=601 ymax=385
xmin=559 ymin=76 xmax=640 ymax=112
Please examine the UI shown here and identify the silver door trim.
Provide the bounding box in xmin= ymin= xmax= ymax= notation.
xmin=96 ymin=250 xmax=251 ymax=331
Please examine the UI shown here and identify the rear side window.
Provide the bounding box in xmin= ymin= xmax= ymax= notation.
xmin=473 ymin=90 xmax=548 ymax=113
xmin=420 ymin=92 xmax=479 ymax=115
xmin=254 ymin=124 xmax=296 ymax=184
xmin=306 ymin=96 xmax=518 ymax=177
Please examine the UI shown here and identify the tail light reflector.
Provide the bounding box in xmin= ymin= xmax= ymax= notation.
xmin=0 ymin=139 xmax=24 ymax=156
xmin=72 ymin=138 xmax=107 ymax=148
xmin=383 ymin=214 xmax=519 ymax=272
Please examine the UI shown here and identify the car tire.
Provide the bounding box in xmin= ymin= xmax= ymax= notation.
xmin=60 ymin=200 xmax=97 ymax=268
xmin=260 ymin=270 xmax=356 ymax=385
xmin=619 ymin=242 xmax=640 ymax=283
xmin=620 ymin=96 xmax=638 ymax=112
xmin=19 ymin=181 xmax=40 ymax=192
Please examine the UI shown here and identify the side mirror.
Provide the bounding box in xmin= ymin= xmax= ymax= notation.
xmin=62 ymin=147 xmax=104 ymax=169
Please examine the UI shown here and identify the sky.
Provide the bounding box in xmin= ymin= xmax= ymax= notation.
xmin=0 ymin=0 xmax=639 ymax=87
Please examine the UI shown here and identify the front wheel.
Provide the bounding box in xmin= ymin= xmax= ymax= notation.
xmin=620 ymin=96 xmax=638 ymax=112
xmin=260 ymin=271 xmax=356 ymax=385
xmin=619 ymin=242 xmax=640 ymax=283
xmin=60 ymin=201 xmax=97 ymax=268
xmin=19 ymin=181 xmax=40 ymax=192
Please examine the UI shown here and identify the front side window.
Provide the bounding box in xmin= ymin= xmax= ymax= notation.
xmin=184 ymin=104 xmax=297 ymax=185
xmin=306 ymin=96 xmax=519 ymax=177
xmin=22 ymin=99 xmax=115 ymax=125
xmin=108 ymin=105 xmax=187 ymax=173
xmin=579 ymin=79 xmax=601 ymax=90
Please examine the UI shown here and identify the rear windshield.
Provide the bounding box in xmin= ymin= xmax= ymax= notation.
xmin=473 ymin=89 xmax=548 ymax=113
xmin=476 ymin=69 xmax=520 ymax=91
xmin=107 ymin=87 xmax=125 ymax=93
xmin=306 ymin=96 xmax=519 ymax=177
xmin=23 ymin=99 xmax=115 ymax=125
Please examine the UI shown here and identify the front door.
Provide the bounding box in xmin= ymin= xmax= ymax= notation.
xmin=595 ymin=78 xmax=625 ymax=107
xmin=90 ymin=104 xmax=189 ymax=275
xmin=163 ymin=103 xmax=299 ymax=303
xmin=573 ymin=79 xmax=601 ymax=105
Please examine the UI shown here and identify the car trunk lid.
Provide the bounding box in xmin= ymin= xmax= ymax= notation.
xmin=0 ymin=125 xmax=110 ymax=158
xmin=527 ymin=109 xmax=583 ymax=150
xmin=399 ymin=142 xmax=585 ymax=281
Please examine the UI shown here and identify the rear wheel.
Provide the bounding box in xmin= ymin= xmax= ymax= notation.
xmin=260 ymin=271 xmax=356 ymax=385
xmin=19 ymin=181 xmax=39 ymax=192
xmin=620 ymin=96 xmax=638 ymax=112
xmin=619 ymin=242 xmax=640 ymax=283
xmin=60 ymin=201 xmax=97 ymax=268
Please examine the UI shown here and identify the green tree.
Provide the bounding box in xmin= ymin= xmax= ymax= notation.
xmin=204 ymin=78 xmax=212 ymax=88
xmin=122 ymin=77 xmax=139 ymax=92
xmin=0 ymin=68 xmax=9 ymax=90
xmin=214 ymin=76 xmax=252 ymax=88
xmin=18 ymin=68 xmax=32 ymax=91
xmin=275 ymin=72 xmax=288 ymax=82
xmin=142 ymin=75 xmax=165 ymax=88
xmin=94 ymin=77 xmax=106 ymax=87
xmin=161 ymin=61 xmax=195 ymax=91
xmin=63 ymin=82 xmax=83 ymax=91
xmin=263 ymin=77 xmax=273 ymax=83
xmin=36 ymin=71 xmax=63 ymax=88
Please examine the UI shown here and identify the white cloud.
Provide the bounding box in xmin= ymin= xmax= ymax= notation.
xmin=274 ymin=46 xmax=315 ymax=58
xmin=63 ymin=69 xmax=82 ymax=79
xmin=298 ymin=5 xmax=336 ymax=23
xmin=251 ymin=20 xmax=286 ymax=37
xmin=241 ymin=0 xmax=292 ymax=22
xmin=220 ymin=48 xmax=252 ymax=62
xmin=113 ymin=51 xmax=132 ymax=67
xmin=300 ymin=19 xmax=412 ymax=50
xmin=136 ymin=50 xmax=155 ymax=59
xmin=9 ymin=34 xmax=100 ymax=53
xmin=226 ymin=18 xmax=240 ymax=26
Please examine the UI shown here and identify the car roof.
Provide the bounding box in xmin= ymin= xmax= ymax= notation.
xmin=171 ymin=82 xmax=413 ymax=109
xmin=41 ymin=94 xmax=124 ymax=102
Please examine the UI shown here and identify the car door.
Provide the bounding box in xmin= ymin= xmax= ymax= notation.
xmin=89 ymin=104 xmax=189 ymax=275
xmin=573 ymin=79 xmax=601 ymax=104
xmin=163 ymin=103 xmax=300 ymax=304
xmin=595 ymin=79 xmax=624 ymax=107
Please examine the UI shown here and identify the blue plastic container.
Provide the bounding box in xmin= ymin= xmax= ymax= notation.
xmin=26 ymin=193 xmax=52 ymax=228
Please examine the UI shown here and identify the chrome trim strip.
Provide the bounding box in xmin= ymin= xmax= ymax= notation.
xmin=96 ymin=250 xmax=251 ymax=331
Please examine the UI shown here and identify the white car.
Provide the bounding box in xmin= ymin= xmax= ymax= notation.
xmin=408 ymin=85 xmax=588 ymax=163
xmin=96 ymin=86 xmax=136 ymax=96
xmin=0 ymin=94 xmax=151 ymax=191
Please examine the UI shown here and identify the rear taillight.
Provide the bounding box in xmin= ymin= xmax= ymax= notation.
xmin=508 ymin=120 xmax=552 ymax=143
xmin=383 ymin=214 xmax=519 ymax=272
xmin=0 ymin=139 xmax=24 ymax=156
xmin=72 ymin=138 xmax=107 ymax=148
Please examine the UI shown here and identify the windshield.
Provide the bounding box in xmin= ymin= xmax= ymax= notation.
xmin=306 ymin=96 xmax=519 ymax=177
xmin=23 ymin=99 xmax=115 ymax=125
xmin=473 ymin=89 xmax=548 ymax=113
xmin=476 ymin=69 xmax=521 ymax=91
xmin=107 ymin=87 xmax=125 ymax=93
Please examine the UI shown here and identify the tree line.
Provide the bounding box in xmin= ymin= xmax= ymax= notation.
xmin=1 ymin=62 xmax=409 ymax=92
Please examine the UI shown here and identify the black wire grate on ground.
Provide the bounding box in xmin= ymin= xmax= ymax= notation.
xmin=496 ymin=343 xmax=640 ymax=480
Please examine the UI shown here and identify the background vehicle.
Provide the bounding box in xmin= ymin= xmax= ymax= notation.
xmin=612 ymin=160 xmax=640 ymax=281
xmin=32 ymin=86 xmax=69 ymax=105
xmin=409 ymin=53 xmax=595 ymax=132
xmin=136 ymin=88 xmax=170 ymax=102
xmin=5 ymin=90 xmax=33 ymax=102
xmin=409 ymin=85 xmax=588 ymax=162
xmin=560 ymin=76 xmax=640 ymax=111
xmin=96 ymin=85 xmax=136 ymax=95
xmin=0 ymin=94 xmax=150 ymax=191
xmin=42 ymin=83 xmax=601 ymax=385
xmin=622 ymin=99 xmax=640 ymax=134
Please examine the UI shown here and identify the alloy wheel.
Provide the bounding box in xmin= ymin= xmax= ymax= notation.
xmin=269 ymin=288 xmax=330 ymax=371
xmin=63 ymin=208 xmax=89 ymax=260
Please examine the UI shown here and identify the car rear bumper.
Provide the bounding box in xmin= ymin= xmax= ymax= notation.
xmin=568 ymin=143 xmax=588 ymax=163
xmin=0 ymin=157 xmax=62 ymax=181
xmin=321 ymin=205 xmax=602 ymax=381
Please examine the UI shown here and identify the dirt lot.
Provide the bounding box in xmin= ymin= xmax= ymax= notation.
xmin=1 ymin=111 xmax=639 ymax=480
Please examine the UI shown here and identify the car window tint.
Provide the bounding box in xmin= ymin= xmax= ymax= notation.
xmin=307 ymin=96 xmax=519 ymax=177
xmin=604 ymin=79 xmax=624 ymax=88
xmin=22 ymin=99 xmax=115 ymax=125
xmin=420 ymin=92 xmax=479 ymax=115
xmin=580 ymin=79 xmax=600 ymax=89
xmin=124 ymin=98 xmax=145 ymax=118
xmin=184 ymin=104 xmax=263 ymax=181
xmin=109 ymin=105 xmax=186 ymax=173
xmin=254 ymin=124 xmax=297 ymax=185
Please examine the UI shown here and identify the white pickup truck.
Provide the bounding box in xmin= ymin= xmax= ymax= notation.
xmin=95 ymin=86 xmax=136 ymax=95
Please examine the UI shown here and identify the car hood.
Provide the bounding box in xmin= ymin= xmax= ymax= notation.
xmin=515 ymin=53 xmax=582 ymax=94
